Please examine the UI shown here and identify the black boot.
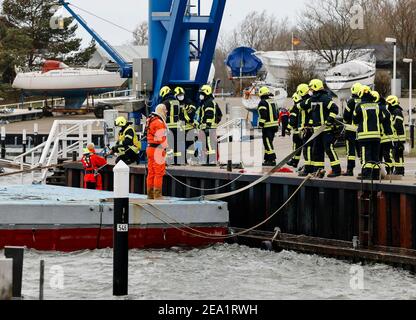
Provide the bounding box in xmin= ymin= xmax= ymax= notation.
xmin=327 ymin=170 xmax=341 ymax=178
xmin=286 ymin=159 xmax=299 ymax=168
xmin=342 ymin=169 xmax=354 ymax=177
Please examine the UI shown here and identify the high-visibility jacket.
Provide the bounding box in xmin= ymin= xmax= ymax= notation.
xmin=388 ymin=105 xmax=406 ymax=142
xmin=257 ymin=96 xmax=279 ymax=129
xmin=163 ymin=96 xmax=182 ymax=129
xmin=199 ymin=97 xmax=220 ymax=129
xmin=288 ymin=102 xmax=300 ymax=133
xmin=344 ymin=96 xmax=361 ymax=132
xmin=302 ymin=90 xmax=339 ymax=132
xmin=180 ymin=98 xmax=197 ymax=131
xmin=114 ymin=125 xmax=141 ymax=154
xmin=379 ymin=102 xmax=394 ymax=144
xmin=295 ymin=98 xmax=311 ymax=130
xmin=146 ymin=113 xmax=168 ymax=148
xmin=353 ymin=98 xmax=385 ymax=141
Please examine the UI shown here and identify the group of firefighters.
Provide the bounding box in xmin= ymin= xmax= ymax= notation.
xmin=80 ymin=78 xmax=408 ymax=197
xmin=80 ymin=84 xmax=223 ymax=199
xmin=259 ymin=79 xmax=407 ymax=180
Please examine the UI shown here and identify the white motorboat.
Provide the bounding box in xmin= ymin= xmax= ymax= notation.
xmin=254 ymin=49 xmax=375 ymax=85
xmin=325 ymin=57 xmax=376 ymax=100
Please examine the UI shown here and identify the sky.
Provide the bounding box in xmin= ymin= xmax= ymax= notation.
xmin=57 ymin=0 xmax=307 ymax=47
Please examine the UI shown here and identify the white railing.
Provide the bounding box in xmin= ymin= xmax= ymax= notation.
xmin=0 ymin=89 xmax=133 ymax=111
xmin=93 ymin=89 xmax=133 ymax=99
xmin=0 ymin=98 xmax=65 ymax=111
xmin=217 ymin=117 xmax=248 ymax=143
xmin=14 ymin=119 xmax=105 ymax=184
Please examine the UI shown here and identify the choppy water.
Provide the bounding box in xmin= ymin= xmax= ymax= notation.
xmin=3 ymin=244 xmax=414 ymax=300
xmin=1 ymin=171 xmax=416 ymax=300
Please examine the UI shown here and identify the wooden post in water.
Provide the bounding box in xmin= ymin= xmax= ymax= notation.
xmin=4 ymin=246 xmax=24 ymax=298
xmin=0 ymin=258 xmax=13 ymax=300
xmin=113 ymin=160 xmax=130 ymax=296
xmin=39 ymin=260 xmax=44 ymax=300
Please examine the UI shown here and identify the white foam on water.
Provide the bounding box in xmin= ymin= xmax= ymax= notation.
xmin=9 ymin=244 xmax=416 ymax=300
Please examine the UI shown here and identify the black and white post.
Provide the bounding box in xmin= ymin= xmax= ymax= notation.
xmin=22 ymin=129 xmax=27 ymax=163
xmin=1 ymin=127 xmax=5 ymax=159
xmin=113 ymin=160 xmax=130 ymax=296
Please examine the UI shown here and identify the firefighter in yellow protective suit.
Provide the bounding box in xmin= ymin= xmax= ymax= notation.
xmin=160 ymin=86 xmax=183 ymax=165
xmin=110 ymin=116 xmax=141 ymax=165
xmin=386 ymin=95 xmax=407 ymax=175
xmin=197 ymin=85 xmax=222 ymax=165
xmin=257 ymin=86 xmax=279 ymax=166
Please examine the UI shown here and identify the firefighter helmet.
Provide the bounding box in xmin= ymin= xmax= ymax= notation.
xmin=259 ymin=86 xmax=271 ymax=97
xmin=309 ymin=79 xmax=324 ymax=91
xmin=199 ymin=85 xmax=213 ymax=96
xmin=174 ymin=87 xmax=185 ymax=97
xmin=296 ymin=83 xmax=309 ymax=97
xmin=292 ymin=92 xmax=301 ymax=103
xmin=159 ymin=86 xmax=171 ymax=98
xmin=358 ymin=85 xmax=371 ymax=98
xmin=371 ymin=91 xmax=380 ymax=103
xmin=351 ymin=83 xmax=362 ymax=95
xmin=114 ymin=116 xmax=127 ymax=127
xmin=386 ymin=95 xmax=399 ymax=106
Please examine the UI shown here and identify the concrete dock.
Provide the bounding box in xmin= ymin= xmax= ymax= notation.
xmin=0 ymin=185 xmax=228 ymax=251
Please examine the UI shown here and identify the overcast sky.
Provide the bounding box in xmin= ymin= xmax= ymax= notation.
xmin=58 ymin=0 xmax=307 ymax=47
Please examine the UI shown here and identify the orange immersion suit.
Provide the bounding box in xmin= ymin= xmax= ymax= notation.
xmin=81 ymin=151 xmax=107 ymax=190
xmin=146 ymin=114 xmax=168 ymax=193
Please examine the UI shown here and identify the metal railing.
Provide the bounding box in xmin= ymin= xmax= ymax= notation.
xmin=0 ymin=89 xmax=133 ymax=111
xmin=14 ymin=119 xmax=105 ymax=183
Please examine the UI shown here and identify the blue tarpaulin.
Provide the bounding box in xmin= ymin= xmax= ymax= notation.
xmin=225 ymin=47 xmax=263 ymax=77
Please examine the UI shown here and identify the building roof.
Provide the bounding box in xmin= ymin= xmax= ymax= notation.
xmin=88 ymin=45 xmax=148 ymax=68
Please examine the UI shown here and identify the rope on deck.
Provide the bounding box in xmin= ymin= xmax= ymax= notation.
xmin=134 ymin=173 xmax=313 ymax=240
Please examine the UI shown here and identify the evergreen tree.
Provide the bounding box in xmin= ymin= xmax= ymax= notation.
xmin=1 ymin=0 xmax=85 ymax=67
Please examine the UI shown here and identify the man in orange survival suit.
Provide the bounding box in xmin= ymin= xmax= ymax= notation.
xmin=81 ymin=143 xmax=107 ymax=190
xmin=146 ymin=104 xmax=168 ymax=200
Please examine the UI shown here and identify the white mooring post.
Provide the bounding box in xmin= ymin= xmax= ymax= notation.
xmin=0 ymin=258 xmax=13 ymax=300
xmin=113 ymin=160 xmax=130 ymax=296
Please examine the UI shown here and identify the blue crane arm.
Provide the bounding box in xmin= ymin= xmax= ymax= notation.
xmin=59 ymin=0 xmax=132 ymax=78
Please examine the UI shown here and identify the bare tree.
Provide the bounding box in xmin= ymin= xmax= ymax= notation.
xmin=133 ymin=21 xmax=148 ymax=46
xmin=297 ymin=0 xmax=362 ymax=66
xmin=219 ymin=11 xmax=291 ymax=53
xmin=380 ymin=0 xmax=416 ymax=60
xmin=287 ymin=54 xmax=319 ymax=95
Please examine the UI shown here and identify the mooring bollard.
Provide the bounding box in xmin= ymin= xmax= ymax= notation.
xmin=0 ymin=258 xmax=13 ymax=300
xmin=4 ymin=246 xmax=24 ymax=299
xmin=22 ymin=129 xmax=27 ymax=163
xmin=39 ymin=260 xmax=44 ymax=300
xmin=113 ymin=160 xmax=130 ymax=296
xmin=1 ymin=127 xmax=5 ymax=159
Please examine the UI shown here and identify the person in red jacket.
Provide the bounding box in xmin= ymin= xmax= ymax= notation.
xmin=146 ymin=104 xmax=168 ymax=200
xmin=81 ymin=143 xmax=107 ymax=190
xmin=278 ymin=108 xmax=291 ymax=137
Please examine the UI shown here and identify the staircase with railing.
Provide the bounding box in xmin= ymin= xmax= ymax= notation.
xmin=13 ymin=119 xmax=105 ymax=184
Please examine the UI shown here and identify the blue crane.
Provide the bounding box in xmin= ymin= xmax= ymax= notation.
xmin=59 ymin=0 xmax=132 ymax=79
xmin=59 ymin=0 xmax=226 ymax=108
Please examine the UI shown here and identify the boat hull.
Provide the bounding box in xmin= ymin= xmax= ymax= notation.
xmin=0 ymin=185 xmax=229 ymax=252
xmin=0 ymin=226 xmax=227 ymax=252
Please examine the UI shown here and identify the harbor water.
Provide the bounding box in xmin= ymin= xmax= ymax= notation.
xmin=1 ymin=174 xmax=416 ymax=300
xmin=1 ymin=244 xmax=414 ymax=300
